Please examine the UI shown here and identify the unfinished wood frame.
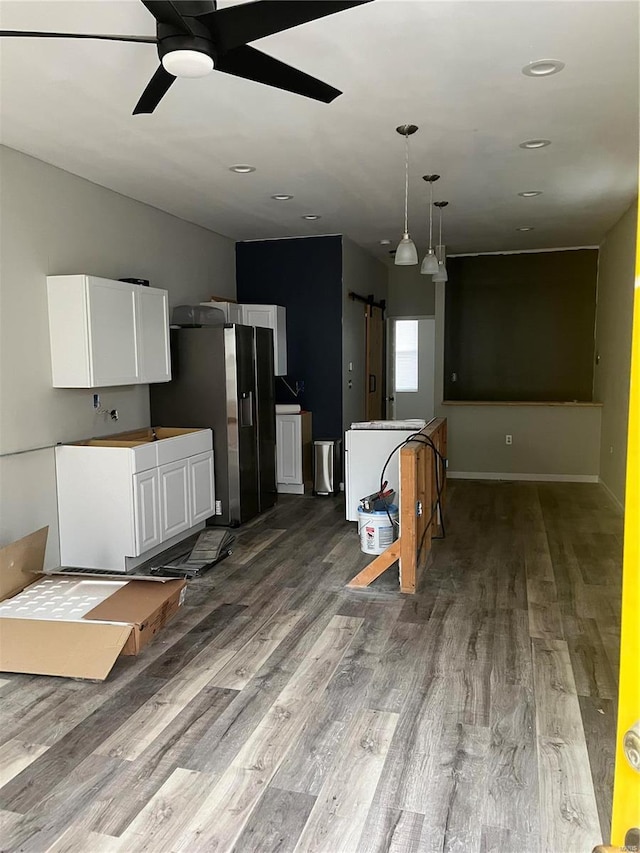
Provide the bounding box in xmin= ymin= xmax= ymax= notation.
xmin=347 ymin=418 xmax=447 ymax=594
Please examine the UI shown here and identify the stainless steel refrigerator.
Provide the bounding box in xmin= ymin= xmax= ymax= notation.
xmin=150 ymin=324 xmax=277 ymax=527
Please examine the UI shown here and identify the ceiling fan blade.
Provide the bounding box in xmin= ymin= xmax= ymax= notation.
xmin=141 ymin=1 xmax=197 ymax=35
xmin=179 ymin=1 xmax=217 ymax=16
xmin=202 ymin=0 xmax=372 ymax=52
xmin=133 ymin=65 xmax=176 ymax=114
xmin=216 ymin=45 xmax=340 ymax=103
xmin=0 ymin=30 xmax=156 ymax=43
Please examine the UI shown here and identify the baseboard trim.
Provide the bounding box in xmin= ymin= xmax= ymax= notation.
xmin=447 ymin=471 xmax=599 ymax=483
xmin=598 ymin=477 xmax=625 ymax=512
xmin=277 ymin=483 xmax=305 ymax=495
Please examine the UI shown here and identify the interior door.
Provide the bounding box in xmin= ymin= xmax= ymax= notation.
xmin=387 ymin=317 xmax=436 ymax=421
xmin=365 ymin=305 xmax=385 ymax=420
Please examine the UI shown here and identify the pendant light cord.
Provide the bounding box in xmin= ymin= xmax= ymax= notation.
xmin=428 ymin=181 xmax=434 ymax=250
xmin=438 ymin=205 xmax=443 ymax=250
xmin=403 ymin=134 xmax=410 ymax=234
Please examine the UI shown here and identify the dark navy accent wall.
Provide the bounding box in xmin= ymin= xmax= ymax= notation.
xmin=236 ymin=236 xmax=343 ymax=440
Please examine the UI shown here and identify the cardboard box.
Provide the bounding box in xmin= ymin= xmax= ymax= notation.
xmin=0 ymin=528 xmax=186 ymax=680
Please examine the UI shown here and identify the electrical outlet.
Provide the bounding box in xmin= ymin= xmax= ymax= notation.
xmin=451 ymin=372 xmax=458 ymax=382
xmin=93 ymin=394 xmax=100 ymax=409
xmin=609 ymin=445 xmax=614 ymax=455
xmin=505 ymin=434 xmax=513 ymax=445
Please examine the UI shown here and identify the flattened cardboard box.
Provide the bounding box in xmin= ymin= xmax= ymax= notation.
xmin=0 ymin=528 xmax=186 ymax=681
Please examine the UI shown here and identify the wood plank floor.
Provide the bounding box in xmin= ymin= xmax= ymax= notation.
xmin=0 ymin=480 xmax=623 ymax=852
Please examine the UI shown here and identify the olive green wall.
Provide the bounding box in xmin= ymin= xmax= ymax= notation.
xmin=593 ymin=200 xmax=638 ymax=507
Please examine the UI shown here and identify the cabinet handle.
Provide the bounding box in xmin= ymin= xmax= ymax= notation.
xmin=369 ymin=374 xmax=377 ymax=393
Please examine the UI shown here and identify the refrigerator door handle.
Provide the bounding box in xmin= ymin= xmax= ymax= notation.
xmin=240 ymin=391 xmax=254 ymax=428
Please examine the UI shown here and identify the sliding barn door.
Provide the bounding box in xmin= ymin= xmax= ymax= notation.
xmin=365 ymin=305 xmax=384 ymax=420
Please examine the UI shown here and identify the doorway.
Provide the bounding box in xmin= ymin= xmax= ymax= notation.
xmin=365 ymin=304 xmax=385 ymax=420
xmin=386 ymin=316 xmax=436 ymax=421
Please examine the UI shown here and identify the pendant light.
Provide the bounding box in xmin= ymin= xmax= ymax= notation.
xmin=420 ymin=174 xmax=440 ymax=275
xmin=395 ymin=125 xmax=419 ymax=265
xmin=432 ymin=201 xmax=449 ymax=283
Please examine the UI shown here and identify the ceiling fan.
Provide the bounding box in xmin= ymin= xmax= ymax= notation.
xmin=0 ymin=0 xmax=372 ymax=114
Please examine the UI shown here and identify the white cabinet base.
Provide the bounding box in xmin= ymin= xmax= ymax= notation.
xmin=124 ymin=523 xmax=206 ymax=573
xmin=56 ymin=428 xmax=214 ymax=571
xmin=276 ymin=412 xmax=312 ymax=495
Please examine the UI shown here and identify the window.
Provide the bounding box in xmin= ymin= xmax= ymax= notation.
xmin=394 ymin=320 xmax=419 ymax=392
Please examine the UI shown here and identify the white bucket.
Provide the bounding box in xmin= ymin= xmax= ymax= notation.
xmin=357 ymin=504 xmax=399 ymax=555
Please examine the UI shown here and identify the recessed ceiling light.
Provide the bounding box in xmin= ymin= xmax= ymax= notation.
xmin=302 ymin=215 xmax=321 ymax=221
xmin=517 ymin=226 xmax=535 ymax=232
xmin=519 ymin=139 xmax=551 ymax=149
xmin=379 ymin=239 xmax=391 ymax=245
xmin=229 ymin=165 xmax=256 ymax=173
xmin=522 ymin=59 xmax=565 ymax=77
xmin=518 ymin=191 xmax=543 ymax=197
xmin=271 ymin=194 xmax=293 ymax=201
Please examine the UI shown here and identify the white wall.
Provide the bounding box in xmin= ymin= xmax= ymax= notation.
xmin=593 ymin=200 xmax=638 ymax=506
xmin=341 ymin=237 xmax=388 ymax=431
xmin=0 ymin=146 xmax=236 ymax=568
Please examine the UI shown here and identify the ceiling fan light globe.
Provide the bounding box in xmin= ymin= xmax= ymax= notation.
xmin=162 ymin=49 xmax=214 ymax=78
xmin=395 ymin=234 xmax=418 ymax=266
xmin=420 ymin=250 xmax=440 ymax=275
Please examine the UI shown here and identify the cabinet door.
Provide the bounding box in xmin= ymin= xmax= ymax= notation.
xmin=133 ymin=468 xmax=161 ymax=555
xmin=276 ymin=415 xmax=302 ymax=484
xmin=137 ymin=287 xmax=171 ymax=383
xmin=189 ymin=451 xmax=215 ymax=525
xmin=159 ymin=460 xmax=190 ymax=541
xmin=87 ymin=278 xmax=139 ymax=385
xmin=242 ymin=304 xmax=276 ymax=331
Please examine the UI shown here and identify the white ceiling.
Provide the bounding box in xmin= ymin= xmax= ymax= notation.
xmin=0 ymin=0 xmax=638 ymax=258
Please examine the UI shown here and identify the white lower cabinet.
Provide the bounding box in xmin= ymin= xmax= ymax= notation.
xmin=276 ymin=412 xmax=312 ymax=495
xmin=56 ymin=428 xmax=214 ymax=572
xmin=159 ymin=460 xmax=190 ymax=540
xmin=276 ymin=415 xmax=302 ymax=485
xmin=133 ymin=468 xmax=161 ymax=553
xmin=189 ymin=451 xmax=216 ymax=524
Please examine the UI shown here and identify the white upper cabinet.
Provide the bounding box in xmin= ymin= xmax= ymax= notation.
xmin=47 ymin=275 xmax=171 ymax=388
xmin=88 ymin=278 xmax=139 ymax=386
xmin=136 ymin=286 xmax=171 ymax=383
xmin=240 ymin=304 xmax=287 ymax=376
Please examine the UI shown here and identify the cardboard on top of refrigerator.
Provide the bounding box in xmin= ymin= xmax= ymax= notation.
xmin=0 ymin=528 xmax=186 ymax=680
